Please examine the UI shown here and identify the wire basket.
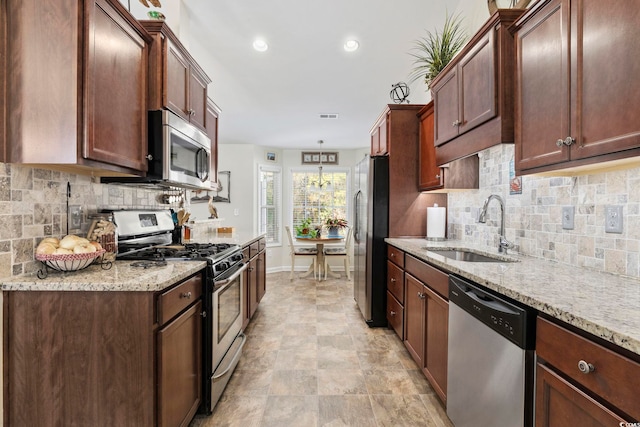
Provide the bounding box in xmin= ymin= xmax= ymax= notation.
xmin=36 ymin=250 xmax=106 ymax=272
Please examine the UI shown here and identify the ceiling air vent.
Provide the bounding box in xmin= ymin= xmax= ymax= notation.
xmin=319 ymin=113 xmax=339 ymax=119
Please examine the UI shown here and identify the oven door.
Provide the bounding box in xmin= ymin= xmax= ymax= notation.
xmin=209 ymin=262 xmax=248 ymax=411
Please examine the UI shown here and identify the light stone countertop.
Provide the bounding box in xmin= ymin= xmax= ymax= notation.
xmin=386 ymin=238 xmax=640 ymax=356
xmin=0 ymin=260 xmax=207 ymax=292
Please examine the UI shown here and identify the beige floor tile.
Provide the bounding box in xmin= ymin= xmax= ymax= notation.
xmin=190 ymin=272 xmax=452 ymax=427
xmin=317 ymin=369 xmax=368 ymax=396
xmin=269 ymin=369 xmax=318 ymax=395
xmin=319 ymin=395 xmax=377 ymax=426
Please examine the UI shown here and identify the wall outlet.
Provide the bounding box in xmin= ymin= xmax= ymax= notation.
xmin=605 ymin=205 xmax=623 ymax=233
xmin=234 ymin=208 xmax=240 ymax=216
xmin=562 ymin=206 xmax=575 ymax=230
xmin=69 ymin=205 xmax=83 ymax=229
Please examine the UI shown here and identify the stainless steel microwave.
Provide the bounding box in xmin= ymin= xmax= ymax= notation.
xmin=102 ymin=110 xmax=212 ymax=190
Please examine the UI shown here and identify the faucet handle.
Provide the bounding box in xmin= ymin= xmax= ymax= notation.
xmin=499 ymin=237 xmax=515 ymax=254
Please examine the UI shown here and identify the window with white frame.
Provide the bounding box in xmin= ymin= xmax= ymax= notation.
xmin=258 ymin=165 xmax=282 ymax=245
xmin=291 ymin=168 xmax=350 ymax=232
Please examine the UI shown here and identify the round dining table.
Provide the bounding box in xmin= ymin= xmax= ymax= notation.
xmin=295 ymin=235 xmax=344 ymax=279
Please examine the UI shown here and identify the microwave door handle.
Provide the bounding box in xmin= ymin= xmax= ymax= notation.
xmin=196 ymin=148 xmax=209 ymax=181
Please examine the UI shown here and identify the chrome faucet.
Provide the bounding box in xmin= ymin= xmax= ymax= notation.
xmin=478 ymin=194 xmax=514 ymax=254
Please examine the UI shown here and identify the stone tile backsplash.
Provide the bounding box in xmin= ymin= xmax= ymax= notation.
xmin=447 ymin=144 xmax=640 ymax=278
xmin=0 ymin=163 xmax=175 ymax=278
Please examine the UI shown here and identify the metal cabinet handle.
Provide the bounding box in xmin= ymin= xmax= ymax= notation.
xmin=577 ymin=360 xmax=595 ymax=374
xmin=390 ymin=310 xmax=396 ymax=316
xmin=390 ymin=278 xmax=396 ymax=283
xmin=200 ymin=311 xmax=207 ymax=318
xmin=452 ymin=120 xmax=461 ymax=127
xmin=180 ymin=291 xmax=192 ymax=299
xmin=187 ymin=109 xmax=196 ymax=116
xmin=390 ymin=253 xmax=395 ymax=257
xmin=145 ymin=154 xmax=153 ymax=160
xmin=435 ymin=174 xmax=441 ymax=179
xmin=418 ymin=292 xmax=426 ymax=299
xmin=557 ymin=136 xmax=575 ymax=147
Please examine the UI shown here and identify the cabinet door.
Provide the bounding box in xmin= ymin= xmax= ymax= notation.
xmin=433 ymin=69 xmax=459 ymax=146
xmin=248 ymin=256 xmax=259 ymax=319
xmin=458 ymin=29 xmax=496 ymax=135
xmin=423 ymin=286 xmax=448 ymax=404
xmin=188 ymin=67 xmax=208 ymax=131
xmin=157 ymin=300 xmax=202 ymax=427
xmin=515 ymin=0 xmax=570 ymax=171
xmin=242 ymin=265 xmax=250 ymax=330
xmin=206 ymin=99 xmax=220 ymax=187
xmin=371 ymin=117 xmax=388 ymax=155
xmin=418 ymin=102 xmax=444 ymax=190
xmin=378 ymin=118 xmax=388 ymax=155
xmin=572 ymin=0 xmax=640 ymax=160
xmin=386 ymin=291 xmax=404 ymax=339
xmin=166 ymin=39 xmax=190 ymax=121
xmin=84 ymin=0 xmax=148 ymax=172
xmin=403 ymin=274 xmax=425 ymax=366
xmin=535 ymin=363 xmax=626 ymax=427
xmin=257 ymin=250 xmax=266 ymax=303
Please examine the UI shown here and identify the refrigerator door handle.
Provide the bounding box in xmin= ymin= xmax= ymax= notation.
xmin=354 ymin=190 xmax=362 ymax=243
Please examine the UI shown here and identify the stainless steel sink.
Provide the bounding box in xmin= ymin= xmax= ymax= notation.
xmin=427 ymin=249 xmax=517 ymax=263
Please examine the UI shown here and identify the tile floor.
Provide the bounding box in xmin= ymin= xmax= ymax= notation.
xmin=190 ymin=272 xmax=454 ymax=427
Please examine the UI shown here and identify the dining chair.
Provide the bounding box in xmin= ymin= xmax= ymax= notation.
xmin=323 ymin=226 xmax=353 ymax=280
xmin=285 ymin=226 xmax=318 ymax=280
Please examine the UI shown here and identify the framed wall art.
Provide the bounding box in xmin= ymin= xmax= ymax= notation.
xmin=301 ymin=152 xmax=338 ymax=165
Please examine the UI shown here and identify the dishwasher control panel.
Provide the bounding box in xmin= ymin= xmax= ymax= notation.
xmin=449 ymin=275 xmax=536 ymax=349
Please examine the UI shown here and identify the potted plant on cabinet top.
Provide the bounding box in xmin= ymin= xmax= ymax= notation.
xmin=325 ymin=217 xmax=347 ymax=237
xmin=408 ymin=12 xmax=467 ymax=89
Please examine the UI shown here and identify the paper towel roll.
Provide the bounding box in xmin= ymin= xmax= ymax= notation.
xmin=426 ymin=204 xmax=446 ymax=240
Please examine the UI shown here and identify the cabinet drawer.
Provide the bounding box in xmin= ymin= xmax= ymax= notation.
xmin=536 ymin=317 xmax=640 ymax=420
xmin=386 ymin=291 xmax=404 ymax=340
xmin=158 ymin=274 xmax=202 ymax=325
xmin=387 ymin=246 xmax=404 ymax=268
xmin=242 ymin=247 xmax=250 ymax=262
xmin=249 ymin=241 xmax=260 ymax=259
xmin=258 ymin=237 xmax=266 ymax=252
xmin=405 ymin=255 xmax=448 ymax=299
xmin=387 ymin=261 xmax=404 ymax=304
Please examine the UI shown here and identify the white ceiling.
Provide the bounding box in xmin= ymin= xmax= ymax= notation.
xmin=173 ymin=1 xmax=479 ymax=151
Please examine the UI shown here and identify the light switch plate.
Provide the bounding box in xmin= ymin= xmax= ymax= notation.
xmin=562 ymin=206 xmax=575 ymax=230
xmin=69 ymin=205 xmax=83 ymax=229
xmin=605 ymin=205 xmax=623 ymax=233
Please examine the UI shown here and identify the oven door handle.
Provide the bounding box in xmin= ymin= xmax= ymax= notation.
xmin=215 ymin=262 xmax=248 ymax=290
xmin=211 ymin=333 xmax=247 ymax=381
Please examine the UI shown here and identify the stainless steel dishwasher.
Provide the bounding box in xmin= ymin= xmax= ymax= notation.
xmin=447 ymin=275 xmax=536 ymax=427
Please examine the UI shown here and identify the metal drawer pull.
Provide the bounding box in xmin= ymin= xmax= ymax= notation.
xmin=577 ymin=360 xmax=595 ymax=374
xmin=556 ymin=139 xmax=564 ymax=147
xmin=418 ymin=292 xmax=426 ymax=299
xmin=180 ymin=291 xmax=192 ymax=299
xmin=390 ymin=278 xmax=396 ymax=283
xmin=390 ymin=310 xmax=396 ymax=316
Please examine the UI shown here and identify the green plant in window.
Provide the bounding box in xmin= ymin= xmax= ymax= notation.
xmin=295 ymin=218 xmax=313 ymax=237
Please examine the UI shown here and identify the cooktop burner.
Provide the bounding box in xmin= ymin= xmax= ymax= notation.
xmin=118 ymin=242 xmax=239 ymax=264
xmin=130 ymin=260 xmax=168 ymax=269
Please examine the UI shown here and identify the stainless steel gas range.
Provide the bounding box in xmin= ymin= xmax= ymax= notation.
xmin=112 ymin=210 xmax=247 ymax=414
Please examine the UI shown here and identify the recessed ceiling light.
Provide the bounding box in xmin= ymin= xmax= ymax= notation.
xmin=343 ymin=39 xmax=359 ymax=52
xmin=253 ymin=38 xmax=268 ymax=52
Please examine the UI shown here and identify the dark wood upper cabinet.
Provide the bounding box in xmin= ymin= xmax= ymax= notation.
xmin=418 ymin=102 xmax=479 ymax=192
xmin=206 ymin=99 xmax=221 ymax=188
xmin=142 ymin=21 xmax=212 ymax=133
xmin=370 ymin=104 xmax=447 ymax=237
xmin=513 ymin=0 xmax=640 ymax=175
xmin=430 ymin=10 xmax=524 ymax=166
xmin=2 ymin=0 xmax=151 ymax=175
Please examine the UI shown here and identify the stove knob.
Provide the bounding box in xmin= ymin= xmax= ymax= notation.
xmin=216 ymin=262 xmax=229 ymax=272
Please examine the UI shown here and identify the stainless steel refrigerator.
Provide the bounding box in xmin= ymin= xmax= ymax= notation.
xmin=353 ymin=155 xmax=388 ymax=327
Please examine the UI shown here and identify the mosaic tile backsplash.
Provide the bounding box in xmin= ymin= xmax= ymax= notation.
xmin=447 ymin=144 xmax=640 ymax=278
xmin=0 ymin=163 xmax=175 ymax=278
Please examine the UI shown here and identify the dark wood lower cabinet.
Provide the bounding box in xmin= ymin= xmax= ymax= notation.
xmin=158 ymin=300 xmax=202 ymax=427
xmin=242 ymin=237 xmax=267 ymax=328
xmin=535 ymin=363 xmax=625 ymax=427
xmin=3 ymin=273 xmax=203 ymax=426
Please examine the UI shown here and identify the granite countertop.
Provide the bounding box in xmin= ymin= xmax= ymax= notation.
xmin=1 ymin=260 xmax=207 ymax=292
xmin=386 ymin=238 xmax=640 ymax=356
